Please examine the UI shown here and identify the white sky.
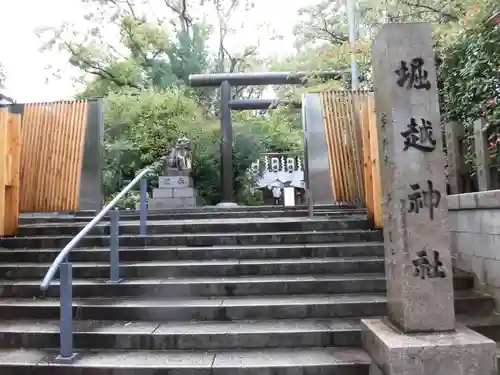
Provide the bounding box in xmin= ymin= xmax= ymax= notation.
xmin=0 ymin=0 xmax=315 ymax=102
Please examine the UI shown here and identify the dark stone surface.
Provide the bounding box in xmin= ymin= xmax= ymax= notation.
xmin=0 ymin=258 xmax=385 ymax=280
xmin=0 ymin=230 xmax=384 ymax=249
xmin=0 ymin=207 xmax=495 ymax=374
xmin=16 ymin=218 xmax=372 ymax=237
xmin=0 ymin=243 xmax=385 ymax=263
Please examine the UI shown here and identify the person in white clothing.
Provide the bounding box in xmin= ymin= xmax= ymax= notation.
xmin=271 ymin=182 xmax=282 ymax=206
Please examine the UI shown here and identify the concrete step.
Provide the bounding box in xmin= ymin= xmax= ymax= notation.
xmin=0 ymin=273 xmax=473 ymax=298
xmin=0 ymin=257 xmax=385 ymax=280
xmin=79 ymin=204 xmax=361 ymax=215
xmin=0 ymin=294 xmax=388 ymax=321
xmin=0 ymin=274 xmax=388 ymax=298
xmin=0 ymin=347 xmax=372 ymax=375
xmin=0 ymin=291 xmax=490 ymax=321
xmin=0 ymin=230 xmax=383 ymax=249
xmin=0 ymin=243 xmax=385 ymax=263
xmin=19 ymin=206 xmax=366 ymax=222
xmin=0 ymin=318 xmax=362 ymax=350
xmin=19 ymin=210 xmax=356 ymax=224
xmin=459 ymin=314 xmax=500 ymax=342
xmin=17 ymin=217 xmax=371 ymax=236
xmin=0 ymin=314 xmax=492 ymax=351
xmin=19 ymin=212 xmax=368 ymax=226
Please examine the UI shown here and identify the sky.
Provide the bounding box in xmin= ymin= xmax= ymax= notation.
xmin=0 ymin=0 xmax=313 ymax=102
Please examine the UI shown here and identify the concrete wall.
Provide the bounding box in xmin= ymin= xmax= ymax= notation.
xmin=448 ymin=190 xmax=500 ymax=309
xmin=78 ymin=99 xmax=104 ymax=211
xmin=302 ymin=93 xmax=335 ymax=205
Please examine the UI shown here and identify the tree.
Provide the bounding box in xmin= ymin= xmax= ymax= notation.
xmin=199 ymin=0 xmax=256 ymax=73
xmin=189 ymin=106 xmax=303 ymax=205
xmin=0 ymin=63 xmax=6 ymax=89
xmin=198 ymin=0 xmax=269 ymax=100
xmin=38 ymin=0 xmax=211 ymax=99
xmin=279 ymin=0 xmax=484 ymax=95
xmin=38 ymin=0 xmax=276 ymax=110
xmin=37 ymin=0 xmax=310 ymax=205
xmin=293 ymin=0 xmax=475 ymax=50
xmin=103 ymin=87 xmax=203 ymax=203
xmin=438 ymin=1 xmax=500 ymax=165
xmin=293 ymin=0 xmax=349 ymax=48
xmin=288 ymin=0 xmax=499 ymax=172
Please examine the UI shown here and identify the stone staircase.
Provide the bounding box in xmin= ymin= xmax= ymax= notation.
xmin=0 ymin=206 xmax=498 ymax=374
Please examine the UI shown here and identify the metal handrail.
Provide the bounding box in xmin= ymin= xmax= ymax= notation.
xmin=38 ymin=156 xmax=167 ymax=362
xmin=40 ymin=166 xmax=153 ymax=292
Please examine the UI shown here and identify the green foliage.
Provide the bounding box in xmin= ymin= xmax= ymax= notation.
xmin=63 ymin=9 xmax=211 ymax=101
xmin=107 ymin=190 xmax=142 ymax=210
xmin=54 ymin=0 xmax=307 ymax=207
xmin=166 ymin=27 xmax=210 ymax=86
xmin=233 ymin=108 xmax=303 ymax=152
xmin=188 ymin=123 xmax=221 ymax=204
xmin=189 ymin=127 xmax=263 ymax=205
xmin=269 ymin=41 xmax=373 ymax=98
xmin=76 ymin=59 xmax=145 ymax=98
xmin=54 ymin=0 xmax=498 ymax=206
xmin=186 ymin=107 xmax=303 ymax=205
xmin=100 ymin=87 xmax=303 ymax=206
xmin=438 ymin=2 xmax=500 ymax=164
xmin=276 ymin=0 xmax=487 ymax=98
xmin=287 ymin=0 xmax=500 ymax=170
xmin=103 ymin=87 xmax=202 ymax=201
xmin=440 ymin=24 xmax=500 ymax=125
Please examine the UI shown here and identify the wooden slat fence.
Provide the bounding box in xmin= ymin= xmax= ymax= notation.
xmin=20 ymin=101 xmax=88 ymax=212
xmin=320 ymin=91 xmax=383 ymax=227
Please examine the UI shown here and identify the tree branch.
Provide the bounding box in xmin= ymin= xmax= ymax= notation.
xmin=65 ymin=42 xmax=140 ymax=89
xmin=106 ymin=0 xmax=139 ymax=18
xmin=180 ymin=0 xmax=190 ymax=26
xmin=222 ymin=44 xmax=256 ymax=73
xmin=322 ymin=18 xmax=347 ymax=43
xmin=124 ymin=0 xmax=137 ymax=18
xmin=312 ymin=20 xmax=347 ymax=44
xmin=122 ymin=20 xmax=150 ymax=63
xmin=398 ymin=0 xmax=459 ymax=21
xmin=223 ymin=0 xmax=239 ymax=21
xmin=108 ymin=43 xmax=127 ymax=59
xmin=163 ymin=0 xmax=193 ymax=32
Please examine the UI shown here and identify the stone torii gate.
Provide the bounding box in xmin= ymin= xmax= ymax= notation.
xmin=228 ymin=99 xmax=301 ymax=110
xmin=188 ymin=71 xmax=344 ymax=206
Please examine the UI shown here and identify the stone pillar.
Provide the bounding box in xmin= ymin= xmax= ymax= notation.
xmin=374 ymin=22 xmax=454 ymax=333
xmin=445 ymin=121 xmax=464 ymax=194
xmin=219 ymin=81 xmax=236 ymax=205
xmin=362 ymin=23 xmax=497 ymax=375
xmin=474 ymin=118 xmax=492 ymax=191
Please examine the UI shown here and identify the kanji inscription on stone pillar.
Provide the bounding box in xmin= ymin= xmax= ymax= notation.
xmin=372 ymin=23 xmax=455 ymax=333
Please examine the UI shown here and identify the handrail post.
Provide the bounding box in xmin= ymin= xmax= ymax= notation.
xmin=307 ymin=188 xmax=314 ymax=218
xmin=140 ymin=177 xmax=147 ymax=236
xmin=57 ymin=259 xmax=76 ymax=362
xmin=108 ymin=208 xmax=122 ymax=283
xmin=41 ymin=167 xmax=152 ymax=292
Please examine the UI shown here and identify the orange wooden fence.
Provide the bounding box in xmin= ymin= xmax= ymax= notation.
xmin=0 ymin=107 xmax=21 ymax=236
xmin=320 ymin=91 xmax=382 ymax=227
xmin=20 ymin=101 xmax=89 ymax=212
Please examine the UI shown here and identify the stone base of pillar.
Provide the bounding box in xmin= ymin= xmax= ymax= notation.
xmin=361 ymin=318 xmax=497 ymax=375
